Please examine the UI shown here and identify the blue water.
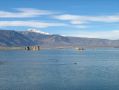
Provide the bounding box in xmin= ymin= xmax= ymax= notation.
xmin=0 ymin=48 xmax=119 ymax=90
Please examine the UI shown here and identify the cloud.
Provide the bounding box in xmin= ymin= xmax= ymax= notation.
xmin=71 ymin=30 xmax=119 ymax=40
xmin=0 ymin=8 xmax=52 ymax=18
xmin=53 ymin=14 xmax=119 ymax=25
xmin=0 ymin=21 xmax=65 ymax=28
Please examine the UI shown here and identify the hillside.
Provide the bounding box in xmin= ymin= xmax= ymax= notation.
xmin=0 ymin=30 xmax=35 ymax=46
xmin=0 ymin=29 xmax=119 ymax=48
xmin=20 ymin=30 xmax=119 ymax=48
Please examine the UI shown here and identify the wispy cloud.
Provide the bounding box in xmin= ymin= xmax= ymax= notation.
xmin=1 ymin=8 xmax=119 ymax=39
xmin=53 ymin=14 xmax=119 ymax=25
xmin=0 ymin=21 xmax=65 ymax=28
xmin=0 ymin=8 xmax=52 ymax=18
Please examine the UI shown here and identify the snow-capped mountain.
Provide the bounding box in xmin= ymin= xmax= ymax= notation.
xmin=27 ymin=29 xmax=50 ymax=35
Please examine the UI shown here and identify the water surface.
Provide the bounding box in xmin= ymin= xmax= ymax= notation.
xmin=0 ymin=48 xmax=119 ymax=90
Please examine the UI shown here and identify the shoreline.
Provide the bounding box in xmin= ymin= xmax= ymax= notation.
xmin=0 ymin=46 xmax=118 ymax=51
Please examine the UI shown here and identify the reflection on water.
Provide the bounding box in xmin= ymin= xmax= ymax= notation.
xmin=0 ymin=48 xmax=119 ymax=90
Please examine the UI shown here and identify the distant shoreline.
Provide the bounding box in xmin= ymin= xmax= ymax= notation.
xmin=0 ymin=46 xmax=118 ymax=51
xmin=0 ymin=46 xmax=24 ymax=50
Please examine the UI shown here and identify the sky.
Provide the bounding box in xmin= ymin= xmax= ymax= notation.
xmin=0 ymin=0 xmax=119 ymax=39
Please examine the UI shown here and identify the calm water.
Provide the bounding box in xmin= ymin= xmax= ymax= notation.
xmin=0 ymin=48 xmax=119 ymax=90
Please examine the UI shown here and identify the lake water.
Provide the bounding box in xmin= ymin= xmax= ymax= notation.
xmin=0 ymin=48 xmax=119 ymax=90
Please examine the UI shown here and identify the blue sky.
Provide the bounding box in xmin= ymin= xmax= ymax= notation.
xmin=0 ymin=0 xmax=119 ymax=39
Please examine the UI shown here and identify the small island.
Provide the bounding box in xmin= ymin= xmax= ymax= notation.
xmin=75 ymin=47 xmax=85 ymax=51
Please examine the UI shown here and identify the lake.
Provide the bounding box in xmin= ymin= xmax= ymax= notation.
xmin=0 ymin=48 xmax=119 ymax=90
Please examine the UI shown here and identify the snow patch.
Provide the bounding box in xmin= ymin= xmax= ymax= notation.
xmin=27 ymin=28 xmax=50 ymax=35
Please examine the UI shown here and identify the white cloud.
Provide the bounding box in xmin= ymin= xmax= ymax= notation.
xmin=54 ymin=14 xmax=119 ymax=25
xmin=0 ymin=21 xmax=65 ymax=28
xmin=0 ymin=8 xmax=52 ymax=18
xmin=71 ymin=30 xmax=119 ymax=40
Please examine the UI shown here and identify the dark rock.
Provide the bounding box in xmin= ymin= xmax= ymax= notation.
xmin=25 ymin=46 xmax=40 ymax=51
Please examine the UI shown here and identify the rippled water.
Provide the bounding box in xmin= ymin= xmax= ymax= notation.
xmin=0 ymin=48 xmax=119 ymax=90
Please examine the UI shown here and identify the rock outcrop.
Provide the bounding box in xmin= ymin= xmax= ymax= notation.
xmin=25 ymin=46 xmax=40 ymax=51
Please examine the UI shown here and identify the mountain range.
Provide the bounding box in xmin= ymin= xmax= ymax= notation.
xmin=0 ymin=29 xmax=119 ymax=48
